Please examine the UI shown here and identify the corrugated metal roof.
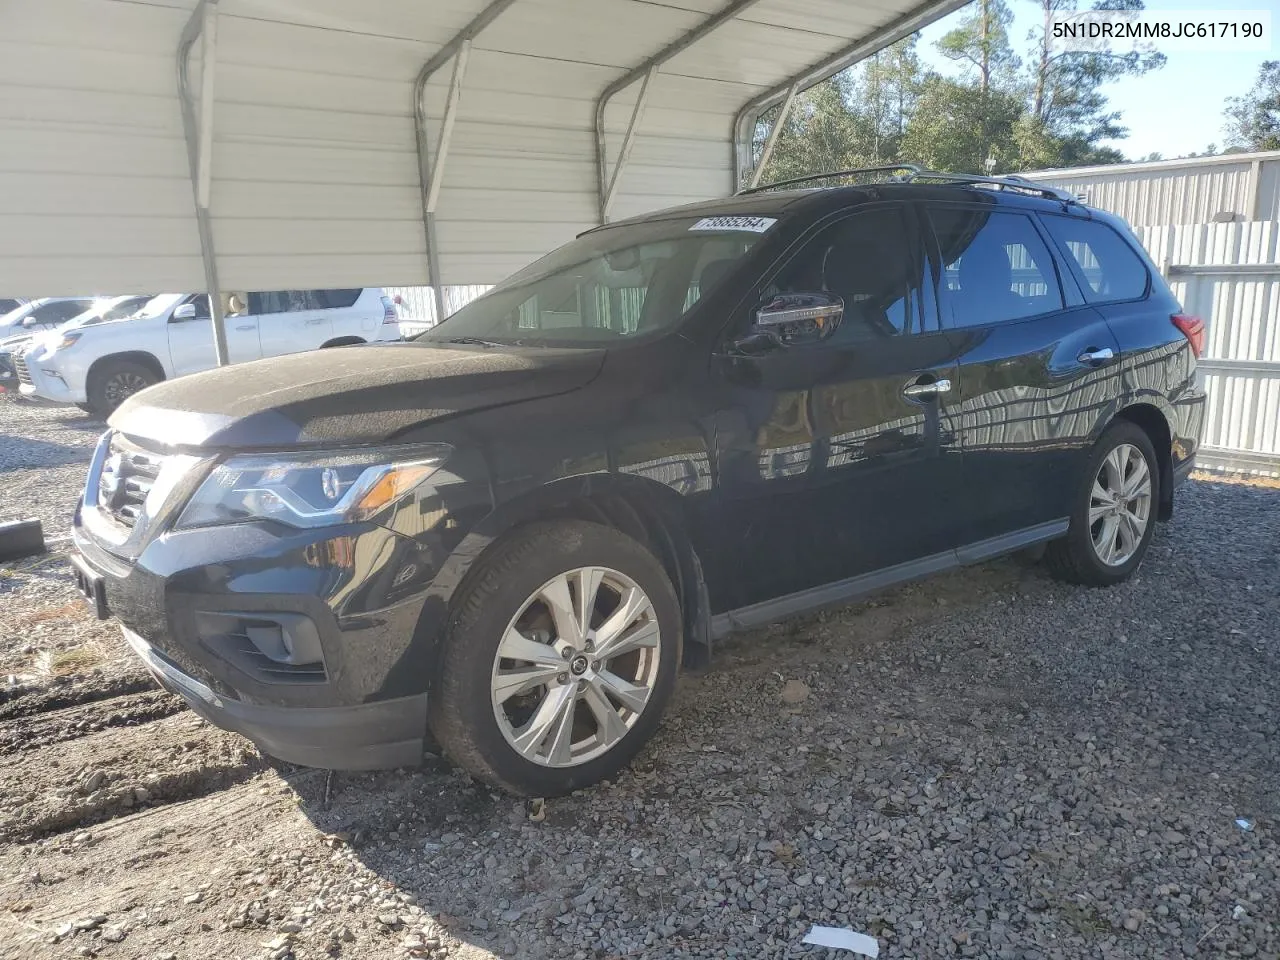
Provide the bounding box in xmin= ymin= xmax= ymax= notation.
xmin=1 ymin=0 xmax=963 ymax=296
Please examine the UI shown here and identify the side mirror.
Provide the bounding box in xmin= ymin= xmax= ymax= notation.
xmin=21 ymin=316 xmax=39 ymax=329
xmin=746 ymin=292 xmax=843 ymax=349
xmin=171 ymin=303 xmax=197 ymax=321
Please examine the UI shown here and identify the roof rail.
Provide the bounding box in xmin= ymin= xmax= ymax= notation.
xmin=907 ymin=171 xmax=1079 ymax=203
xmin=740 ymin=164 xmax=1079 ymax=204
xmin=735 ymin=164 xmax=924 ymax=194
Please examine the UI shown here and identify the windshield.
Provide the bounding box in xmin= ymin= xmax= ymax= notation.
xmin=135 ymin=294 xmax=185 ymax=319
xmin=68 ymin=295 xmax=154 ymax=329
xmin=415 ymin=217 xmax=768 ymax=347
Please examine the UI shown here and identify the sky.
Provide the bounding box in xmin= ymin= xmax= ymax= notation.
xmin=914 ymin=0 xmax=1280 ymax=161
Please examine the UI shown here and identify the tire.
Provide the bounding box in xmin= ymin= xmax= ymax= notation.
xmin=86 ymin=360 xmax=158 ymax=418
xmin=429 ymin=520 xmax=682 ymax=796
xmin=1045 ymin=421 xmax=1160 ymax=587
xmin=75 ymin=403 xmax=93 ymax=414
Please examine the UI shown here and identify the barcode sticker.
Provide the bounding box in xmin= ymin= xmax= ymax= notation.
xmin=689 ymin=216 xmax=777 ymax=233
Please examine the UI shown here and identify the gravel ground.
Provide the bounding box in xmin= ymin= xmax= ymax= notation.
xmin=0 ymin=396 xmax=1277 ymax=960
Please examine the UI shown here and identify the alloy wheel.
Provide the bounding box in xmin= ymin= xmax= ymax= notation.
xmin=1089 ymin=442 xmax=1152 ymax=566
xmin=104 ymin=372 xmax=150 ymax=406
xmin=490 ymin=566 xmax=661 ymax=767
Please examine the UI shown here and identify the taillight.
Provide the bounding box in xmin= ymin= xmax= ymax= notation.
xmin=381 ymin=297 xmax=398 ymax=324
xmin=1171 ymin=314 xmax=1204 ymax=358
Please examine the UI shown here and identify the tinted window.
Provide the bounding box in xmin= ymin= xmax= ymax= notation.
xmin=768 ymin=207 xmax=921 ymax=337
xmin=174 ymin=295 xmax=213 ymax=320
xmin=308 ymin=289 xmax=362 ymax=310
xmin=930 ymin=208 xmax=1064 ymax=327
xmin=1040 ymin=216 xmax=1148 ymax=302
xmin=33 ymin=300 xmax=93 ymax=325
xmin=248 ymin=291 xmax=312 ymax=314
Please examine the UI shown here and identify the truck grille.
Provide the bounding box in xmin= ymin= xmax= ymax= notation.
xmin=12 ymin=350 xmax=31 ymax=386
xmin=98 ymin=433 xmax=168 ymax=528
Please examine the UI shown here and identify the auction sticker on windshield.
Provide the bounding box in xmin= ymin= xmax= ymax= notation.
xmin=689 ymin=216 xmax=777 ymax=233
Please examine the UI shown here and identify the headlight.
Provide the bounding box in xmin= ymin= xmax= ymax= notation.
xmin=56 ymin=331 xmax=82 ymax=351
xmin=176 ymin=444 xmax=451 ymax=530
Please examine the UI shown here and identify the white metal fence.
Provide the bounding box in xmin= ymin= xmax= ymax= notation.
xmin=385 ymin=285 xmax=491 ymax=336
xmin=1133 ymin=221 xmax=1280 ymax=475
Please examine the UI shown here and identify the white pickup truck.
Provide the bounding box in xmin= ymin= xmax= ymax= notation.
xmin=17 ymin=288 xmax=400 ymax=416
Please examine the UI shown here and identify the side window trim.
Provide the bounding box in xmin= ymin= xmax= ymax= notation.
xmin=1028 ymin=212 xmax=1086 ymax=308
xmin=924 ymin=202 xmax=1071 ymax=331
xmin=1037 ymin=213 xmax=1152 ymax=305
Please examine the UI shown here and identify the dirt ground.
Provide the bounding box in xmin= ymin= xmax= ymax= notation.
xmin=1 ymin=400 xmax=1277 ymax=960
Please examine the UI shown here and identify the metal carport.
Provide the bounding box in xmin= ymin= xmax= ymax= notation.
xmin=2 ymin=0 xmax=967 ymax=357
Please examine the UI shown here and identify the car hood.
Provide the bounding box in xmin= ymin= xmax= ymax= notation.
xmin=111 ymin=342 xmax=606 ymax=449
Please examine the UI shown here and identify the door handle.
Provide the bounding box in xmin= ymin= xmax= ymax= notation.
xmin=902 ymin=377 xmax=952 ymax=400
xmin=235 ymin=324 xmax=254 ymax=331
xmin=306 ymin=318 xmax=325 ymax=325
xmin=1078 ymin=346 xmax=1115 ymax=365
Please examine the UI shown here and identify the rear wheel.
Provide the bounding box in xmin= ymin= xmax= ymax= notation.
xmin=429 ymin=520 xmax=681 ymax=796
xmin=1045 ymin=421 xmax=1159 ymax=586
xmin=86 ymin=360 xmax=158 ymax=417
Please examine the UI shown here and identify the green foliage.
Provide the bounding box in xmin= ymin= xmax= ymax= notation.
xmin=937 ymin=0 xmax=1020 ymax=92
xmin=753 ymin=0 xmax=1164 ymax=184
xmin=901 ymin=75 xmax=1023 ymax=172
xmin=1224 ymin=61 xmax=1280 ymax=152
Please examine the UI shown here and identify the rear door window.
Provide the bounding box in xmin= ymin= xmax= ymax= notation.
xmin=248 ymin=292 xmax=313 ymax=314
xmin=1039 ymin=216 xmax=1149 ymax=303
xmin=307 ymin=289 xmax=362 ymax=310
xmin=928 ymin=208 xmax=1064 ymax=328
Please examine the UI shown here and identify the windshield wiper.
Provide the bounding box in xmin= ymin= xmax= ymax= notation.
xmin=443 ymin=336 xmax=506 ymax=347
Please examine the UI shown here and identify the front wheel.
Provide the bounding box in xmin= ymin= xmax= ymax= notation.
xmin=429 ymin=520 xmax=681 ymax=796
xmin=86 ymin=360 xmax=158 ymax=418
xmin=1045 ymin=421 xmax=1160 ymax=586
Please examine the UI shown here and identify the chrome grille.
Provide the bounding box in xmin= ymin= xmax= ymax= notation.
xmin=12 ymin=350 xmax=31 ymax=386
xmin=97 ymin=433 xmax=168 ymax=528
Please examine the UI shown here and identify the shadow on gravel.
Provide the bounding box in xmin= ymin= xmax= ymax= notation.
xmin=0 ymin=432 xmax=96 ymax=470
xmin=261 ymin=485 xmax=1279 ymax=959
xmin=2 ymin=399 xmax=104 ymax=430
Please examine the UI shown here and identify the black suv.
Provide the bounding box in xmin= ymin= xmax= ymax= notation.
xmin=70 ymin=169 xmax=1206 ymax=796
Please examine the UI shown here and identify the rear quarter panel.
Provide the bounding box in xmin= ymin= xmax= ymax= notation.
xmin=1097 ymin=215 xmax=1206 ymax=471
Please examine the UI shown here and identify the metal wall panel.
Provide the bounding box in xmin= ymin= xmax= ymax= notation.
xmin=1130 ymin=221 xmax=1280 ymax=475
xmin=1025 ymin=152 xmax=1280 ymax=227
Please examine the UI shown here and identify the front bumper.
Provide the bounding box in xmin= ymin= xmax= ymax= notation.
xmin=18 ymin=360 xmax=82 ymax=404
xmin=122 ymin=625 xmax=427 ymax=769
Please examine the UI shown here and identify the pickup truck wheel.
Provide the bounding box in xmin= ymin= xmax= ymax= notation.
xmin=87 ymin=361 xmax=157 ymax=417
xmin=1045 ymin=421 xmax=1159 ymax=586
xmin=429 ymin=520 xmax=681 ymax=796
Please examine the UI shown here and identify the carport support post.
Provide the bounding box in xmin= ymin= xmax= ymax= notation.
xmin=422 ymin=40 xmax=472 ymax=324
xmin=731 ymin=0 xmax=972 ymax=189
xmin=178 ymin=0 xmax=229 ymax=366
xmin=601 ymin=66 xmax=656 ymax=222
xmin=414 ymin=0 xmax=520 ymax=327
xmin=748 ymin=81 xmax=798 ymax=190
xmin=594 ymin=0 xmax=769 ymax=222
